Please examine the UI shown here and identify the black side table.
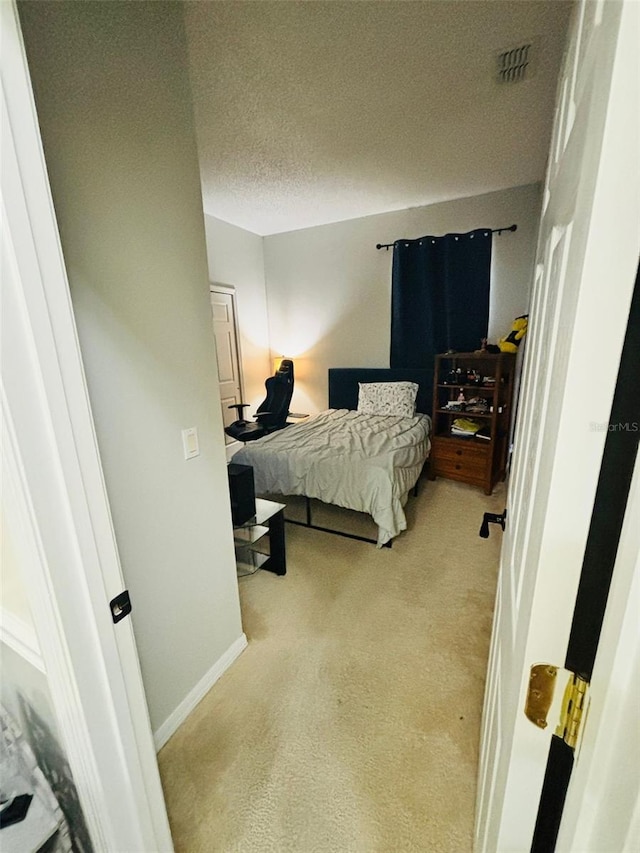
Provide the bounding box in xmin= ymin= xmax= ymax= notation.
xmin=233 ymin=498 xmax=286 ymax=576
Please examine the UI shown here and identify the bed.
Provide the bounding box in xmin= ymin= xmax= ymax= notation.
xmin=232 ymin=368 xmax=432 ymax=547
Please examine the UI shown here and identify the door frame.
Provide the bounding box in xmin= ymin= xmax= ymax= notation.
xmin=2 ymin=2 xmax=173 ymax=849
xmin=556 ymin=456 xmax=640 ymax=851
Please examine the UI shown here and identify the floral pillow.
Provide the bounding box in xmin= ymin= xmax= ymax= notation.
xmin=357 ymin=381 xmax=419 ymax=417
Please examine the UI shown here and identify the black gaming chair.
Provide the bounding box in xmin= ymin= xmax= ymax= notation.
xmin=225 ymin=359 xmax=294 ymax=442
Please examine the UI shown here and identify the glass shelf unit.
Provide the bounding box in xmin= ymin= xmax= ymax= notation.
xmin=233 ymin=498 xmax=287 ymax=576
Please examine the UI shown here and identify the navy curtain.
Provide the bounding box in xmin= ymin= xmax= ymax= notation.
xmin=390 ymin=228 xmax=492 ymax=367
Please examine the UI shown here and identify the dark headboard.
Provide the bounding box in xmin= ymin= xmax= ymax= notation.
xmin=328 ymin=367 xmax=433 ymax=415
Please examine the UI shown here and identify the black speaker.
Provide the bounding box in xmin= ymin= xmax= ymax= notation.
xmin=227 ymin=463 xmax=256 ymax=526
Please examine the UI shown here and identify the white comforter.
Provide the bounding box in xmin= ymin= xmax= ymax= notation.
xmin=233 ymin=409 xmax=431 ymax=546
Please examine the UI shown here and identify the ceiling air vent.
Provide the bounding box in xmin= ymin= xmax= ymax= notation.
xmin=496 ymin=42 xmax=534 ymax=84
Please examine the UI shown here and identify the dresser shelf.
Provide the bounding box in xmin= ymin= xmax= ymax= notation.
xmin=429 ymin=352 xmax=516 ymax=495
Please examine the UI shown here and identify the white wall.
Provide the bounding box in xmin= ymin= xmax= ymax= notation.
xmin=203 ymin=215 xmax=271 ymax=415
xmin=19 ymin=1 xmax=243 ymax=734
xmin=264 ymin=183 xmax=541 ymax=413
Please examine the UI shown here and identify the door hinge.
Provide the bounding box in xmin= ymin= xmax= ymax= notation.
xmin=556 ymin=672 xmax=589 ymax=749
xmin=525 ymin=664 xmax=589 ymax=751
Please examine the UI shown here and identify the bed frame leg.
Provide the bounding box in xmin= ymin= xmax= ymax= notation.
xmin=287 ymin=495 xmax=388 ymax=548
xmin=413 ymin=460 xmax=428 ymax=498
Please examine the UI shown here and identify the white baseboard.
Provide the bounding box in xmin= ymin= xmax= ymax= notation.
xmin=153 ymin=633 xmax=247 ymax=751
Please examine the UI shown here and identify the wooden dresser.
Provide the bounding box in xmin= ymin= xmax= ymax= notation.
xmin=429 ymin=352 xmax=516 ymax=495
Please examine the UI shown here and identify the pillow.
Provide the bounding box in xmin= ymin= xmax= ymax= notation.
xmin=357 ymin=381 xmax=419 ymax=417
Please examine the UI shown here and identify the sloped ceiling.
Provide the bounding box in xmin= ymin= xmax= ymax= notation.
xmin=185 ymin=1 xmax=571 ymax=236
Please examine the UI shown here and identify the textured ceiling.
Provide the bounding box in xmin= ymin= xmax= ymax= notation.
xmin=185 ymin=1 xmax=571 ymax=236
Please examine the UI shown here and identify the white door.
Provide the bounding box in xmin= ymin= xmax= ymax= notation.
xmin=475 ymin=1 xmax=640 ymax=850
xmin=210 ymin=288 xmax=243 ymax=443
xmin=2 ymin=3 xmax=173 ymax=849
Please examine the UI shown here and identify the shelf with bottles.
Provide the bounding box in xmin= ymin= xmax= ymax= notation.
xmin=438 ymin=366 xmax=497 ymax=388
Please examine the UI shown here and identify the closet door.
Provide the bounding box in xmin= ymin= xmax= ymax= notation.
xmin=210 ymin=288 xmax=243 ymax=444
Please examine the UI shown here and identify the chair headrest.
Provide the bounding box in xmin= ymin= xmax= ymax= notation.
xmin=276 ymin=359 xmax=294 ymax=381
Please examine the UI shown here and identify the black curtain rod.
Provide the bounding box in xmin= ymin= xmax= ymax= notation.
xmin=375 ymin=223 xmax=517 ymax=251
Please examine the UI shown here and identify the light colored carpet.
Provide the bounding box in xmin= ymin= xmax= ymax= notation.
xmin=158 ymin=477 xmax=506 ymax=852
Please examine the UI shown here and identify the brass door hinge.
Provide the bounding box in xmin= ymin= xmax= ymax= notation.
xmin=555 ymin=673 xmax=588 ymax=749
xmin=525 ymin=664 xmax=589 ymax=751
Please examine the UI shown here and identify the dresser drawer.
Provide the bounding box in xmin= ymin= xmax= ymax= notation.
xmin=432 ymin=437 xmax=489 ymax=464
xmin=431 ymin=437 xmax=489 ymax=484
xmin=433 ymin=454 xmax=487 ymax=479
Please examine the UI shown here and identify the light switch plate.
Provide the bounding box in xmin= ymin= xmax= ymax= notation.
xmin=181 ymin=427 xmax=199 ymax=460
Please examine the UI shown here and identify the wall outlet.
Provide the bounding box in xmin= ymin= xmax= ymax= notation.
xmin=181 ymin=427 xmax=199 ymax=460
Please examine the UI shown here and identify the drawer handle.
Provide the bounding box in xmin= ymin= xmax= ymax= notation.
xmin=456 ymin=450 xmax=462 ymax=456
xmin=455 ymin=464 xmax=461 ymax=470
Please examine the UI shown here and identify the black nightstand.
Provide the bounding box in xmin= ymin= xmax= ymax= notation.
xmin=233 ymin=498 xmax=286 ymax=576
